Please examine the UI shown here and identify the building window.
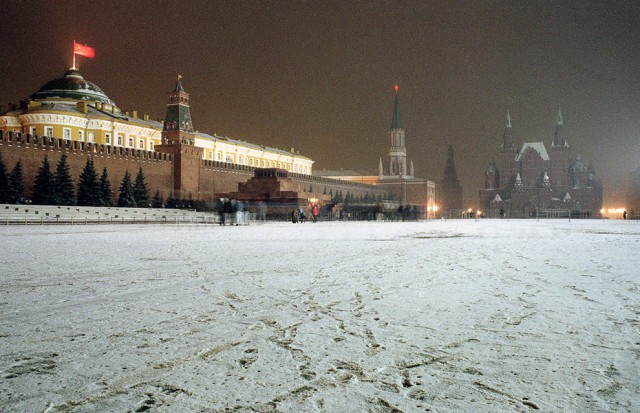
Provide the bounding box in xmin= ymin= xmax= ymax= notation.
xmin=78 ymin=131 xmax=84 ymax=142
xmin=88 ymin=132 xmax=94 ymax=143
xmin=250 ymin=158 xmax=254 ymax=166
xmin=63 ymin=128 xmax=71 ymax=140
xmin=217 ymin=152 xmax=222 ymax=160
xmin=239 ymin=155 xmax=243 ymax=164
xmin=149 ymin=142 xmax=153 ymax=151
xmin=261 ymin=160 xmax=265 ymax=167
xmin=139 ymin=139 xmax=144 ymax=149
xmin=117 ymin=135 xmax=123 ymax=146
xmin=129 ymin=138 xmax=133 ymax=147
xmin=45 ymin=127 xmax=53 ymax=137
xmin=105 ymin=133 xmax=111 ymax=145
xmin=29 ymin=127 xmax=36 ymax=136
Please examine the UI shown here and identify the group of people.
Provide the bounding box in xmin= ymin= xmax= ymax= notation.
xmin=216 ymin=198 xmax=248 ymax=225
xmin=291 ymin=203 xmax=320 ymax=223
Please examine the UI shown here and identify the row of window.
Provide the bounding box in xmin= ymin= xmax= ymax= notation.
xmin=205 ymin=150 xmax=308 ymax=173
xmin=29 ymin=126 xmax=310 ymax=173
xmin=35 ymin=127 xmax=155 ymax=151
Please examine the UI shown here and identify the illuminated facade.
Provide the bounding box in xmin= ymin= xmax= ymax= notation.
xmin=479 ymin=112 xmax=603 ymax=218
xmin=376 ymin=88 xmax=435 ymax=207
xmin=0 ymin=69 xmax=313 ymax=175
xmin=316 ymin=86 xmax=436 ymax=209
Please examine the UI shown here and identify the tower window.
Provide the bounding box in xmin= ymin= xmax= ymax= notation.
xmin=45 ymin=127 xmax=53 ymax=138
xmin=63 ymin=128 xmax=71 ymax=140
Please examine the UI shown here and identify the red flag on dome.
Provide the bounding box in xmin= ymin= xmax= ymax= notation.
xmin=73 ymin=42 xmax=95 ymax=58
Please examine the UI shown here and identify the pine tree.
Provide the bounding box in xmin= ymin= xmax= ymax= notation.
xmin=77 ymin=158 xmax=100 ymax=206
xmin=151 ymin=189 xmax=163 ymax=208
xmin=55 ymin=154 xmax=75 ymax=205
xmin=166 ymin=192 xmax=178 ymax=208
xmin=8 ymin=161 xmax=25 ymax=204
xmin=117 ymin=170 xmax=136 ymax=207
xmin=99 ymin=167 xmax=114 ymax=207
xmin=0 ymin=153 xmax=9 ymax=204
xmin=133 ymin=167 xmax=149 ymax=208
xmin=32 ymin=155 xmax=57 ymax=205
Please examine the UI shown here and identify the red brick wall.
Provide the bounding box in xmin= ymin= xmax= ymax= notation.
xmin=0 ymin=135 xmax=173 ymax=204
xmin=2 ymin=134 xmax=393 ymax=205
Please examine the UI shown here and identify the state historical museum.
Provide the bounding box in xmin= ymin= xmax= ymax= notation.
xmin=480 ymin=112 xmax=602 ymax=218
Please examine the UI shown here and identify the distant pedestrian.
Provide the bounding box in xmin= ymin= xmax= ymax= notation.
xmin=236 ymin=200 xmax=244 ymax=225
xmin=311 ymin=203 xmax=319 ymax=222
xmin=291 ymin=208 xmax=299 ymax=223
xmin=623 ymin=210 xmax=627 ymax=220
xmin=298 ymin=207 xmax=306 ymax=223
xmin=257 ymin=201 xmax=267 ymax=222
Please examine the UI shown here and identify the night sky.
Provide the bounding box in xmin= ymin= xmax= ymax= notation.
xmin=2 ymin=0 xmax=639 ymax=206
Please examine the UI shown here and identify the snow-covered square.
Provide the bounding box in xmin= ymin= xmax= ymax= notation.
xmin=0 ymin=219 xmax=638 ymax=412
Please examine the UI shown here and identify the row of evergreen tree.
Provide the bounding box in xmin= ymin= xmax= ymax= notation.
xmin=0 ymin=153 xmax=154 ymax=208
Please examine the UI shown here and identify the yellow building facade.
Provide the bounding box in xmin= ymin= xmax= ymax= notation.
xmin=0 ymin=69 xmax=313 ymax=174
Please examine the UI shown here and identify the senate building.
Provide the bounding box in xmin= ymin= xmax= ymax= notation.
xmin=0 ymin=69 xmax=314 ymax=175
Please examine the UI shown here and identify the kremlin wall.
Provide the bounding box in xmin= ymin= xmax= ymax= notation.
xmin=0 ymin=69 xmax=400 ymax=209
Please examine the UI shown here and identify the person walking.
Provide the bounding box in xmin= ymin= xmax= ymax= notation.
xmin=311 ymin=203 xmax=320 ymax=223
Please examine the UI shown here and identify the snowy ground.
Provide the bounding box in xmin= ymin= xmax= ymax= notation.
xmin=0 ymin=219 xmax=638 ymax=412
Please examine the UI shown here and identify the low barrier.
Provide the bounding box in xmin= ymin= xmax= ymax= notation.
xmin=0 ymin=204 xmax=220 ymax=225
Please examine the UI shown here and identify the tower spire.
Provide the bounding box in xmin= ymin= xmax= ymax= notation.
xmin=553 ymin=106 xmax=566 ymax=147
xmin=557 ymin=106 xmax=563 ymax=126
xmin=502 ymin=112 xmax=515 ymax=150
xmin=391 ymin=85 xmax=402 ymax=129
xmin=163 ymin=75 xmax=194 ymax=133
xmin=385 ymin=84 xmax=407 ymax=177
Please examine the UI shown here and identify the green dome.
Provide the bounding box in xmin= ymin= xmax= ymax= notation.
xmin=30 ymin=69 xmax=116 ymax=105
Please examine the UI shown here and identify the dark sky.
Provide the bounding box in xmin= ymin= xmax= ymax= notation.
xmin=2 ymin=0 xmax=639 ymax=206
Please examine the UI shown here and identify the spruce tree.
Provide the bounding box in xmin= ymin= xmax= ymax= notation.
xmin=165 ymin=192 xmax=178 ymax=208
xmin=32 ymin=155 xmax=57 ymax=205
xmin=117 ymin=171 xmax=136 ymax=207
xmin=0 ymin=153 xmax=9 ymax=204
xmin=151 ymin=189 xmax=163 ymax=208
xmin=99 ymin=167 xmax=114 ymax=207
xmin=54 ymin=154 xmax=75 ymax=205
xmin=8 ymin=161 xmax=24 ymax=204
xmin=76 ymin=158 xmax=100 ymax=206
xmin=133 ymin=167 xmax=149 ymax=208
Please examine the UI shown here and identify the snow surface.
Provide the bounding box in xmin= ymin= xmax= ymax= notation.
xmin=0 ymin=219 xmax=638 ymax=412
